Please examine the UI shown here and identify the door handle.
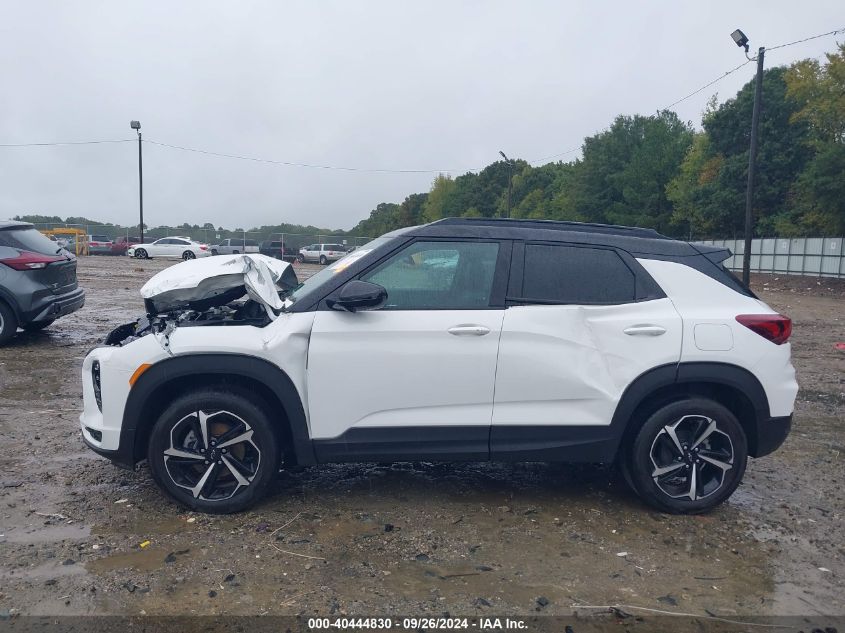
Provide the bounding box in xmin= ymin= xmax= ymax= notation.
xmin=448 ymin=325 xmax=491 ymax=336
xmin=623 ymin=324 xmax=667 ymax=336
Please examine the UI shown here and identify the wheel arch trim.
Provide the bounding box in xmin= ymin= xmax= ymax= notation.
xmin=0 ymin=287 xmax=22 ymax=320
xmin=609 ymin=361 xmax=771 ymax=459
xmin=121 ymin=353 xmax=314 ymax=467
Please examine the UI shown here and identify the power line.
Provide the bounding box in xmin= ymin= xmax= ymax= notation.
xmin=660 ymin=59 xmax=753 ymax=111
xmin=529 ymin=147 xmax=581 ymax=164
xmin=0 ymin=139 xmax=134 ymax=147
xmin=144 ymin=139 xmax=475 ymax=174
xmin=768 ymin=26 xmax=845 ymax=51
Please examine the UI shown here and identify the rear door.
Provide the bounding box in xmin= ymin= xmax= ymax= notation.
xmin=307 ymin=239 xmax=511 ymax=460
xmin=169 ymin=239 xmax=191 ymax=257
xmin=491 ymin=242 xmax=681 ymax=459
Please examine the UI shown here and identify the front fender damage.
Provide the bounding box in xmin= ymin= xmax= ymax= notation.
xmin=104 ymin=254 xmax=299 ymax=350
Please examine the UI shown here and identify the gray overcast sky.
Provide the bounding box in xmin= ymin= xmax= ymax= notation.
xmin=1 ymin=1 xmax=842 ymax=231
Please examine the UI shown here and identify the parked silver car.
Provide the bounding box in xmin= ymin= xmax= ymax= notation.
xmin=211 ymin=238 xmax=260 ymax=255
xmin=297 ymin=243 xmax=347 ymax=265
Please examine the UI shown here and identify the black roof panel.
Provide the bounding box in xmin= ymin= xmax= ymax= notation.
xmin=408 ymin=217 xmax=696 ymax=257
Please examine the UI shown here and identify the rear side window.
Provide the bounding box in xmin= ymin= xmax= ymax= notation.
xmin=522 ymin=244 xmax=635 ymax=304
xmin=0 ymin=228 xmax=61 ymax=256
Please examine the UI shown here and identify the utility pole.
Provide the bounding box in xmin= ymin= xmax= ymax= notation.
xmin=731 ymin=30 xmax=765 ymax=286
xmin=743 ymin=47 xmax=765 ymax=287
xmin=130 ymin=120 xmax=144 ymax=244
xmin=499 ymin=150 xmax=513 ymax=218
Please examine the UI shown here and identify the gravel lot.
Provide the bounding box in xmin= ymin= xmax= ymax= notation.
xmin=0 ymin=256 xmax=843 ymax=621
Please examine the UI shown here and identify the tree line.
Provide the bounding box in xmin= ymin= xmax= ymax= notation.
xmin=352 ymin=44 xmax=845 ymax=239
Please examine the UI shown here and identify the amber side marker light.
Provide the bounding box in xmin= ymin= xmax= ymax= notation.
xmin=129 ymin=363 xmax=152 ymax=386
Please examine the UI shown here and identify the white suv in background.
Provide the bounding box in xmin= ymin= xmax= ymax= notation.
xmin=298 ymin=243 xmax=346 ymax=265
xmin=81 ymin=219 xmax=797 ymax=515
xmin=128 ymin=236 xmax=211 ymax=260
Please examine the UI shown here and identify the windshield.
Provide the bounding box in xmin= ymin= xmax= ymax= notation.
xmin=286 ymin=236 xmax=395 ymax=306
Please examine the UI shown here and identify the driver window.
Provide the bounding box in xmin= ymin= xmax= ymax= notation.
xmin=362 ymin=241 xmax=499 ymax=310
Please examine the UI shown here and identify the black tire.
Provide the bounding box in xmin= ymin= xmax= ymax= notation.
xmin=232 ymin=250 xmax=239 ymax=255
xmin=297 ymin=254 xmax=305 ymax=263
xmin=22 ymin=319 xmax=56 ymax=332
xmin=135 ymin=248 xmax=148 ymax=259
xmin=627 ymin=398 xmax=747 ymax=514
xmin=319 ymin=255 xmax=327 ymax=265
xmin=0 ymin=301 xmax=18 ymax=346
xmin=147 ymin=388 xmax=280 ymax=514
xmin=211 ymin=249 xmax=218 ymax=256
xmin=182 ymin=250 xmax=196 ymax=260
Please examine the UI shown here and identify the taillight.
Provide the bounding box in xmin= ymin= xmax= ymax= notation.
xmin=200 ymin=245 xmax=208 ymax=250
xmin=736 ymin=314 xmax=792 ymax=345
xmin=0 ymin=250 xmax=63 ymax=270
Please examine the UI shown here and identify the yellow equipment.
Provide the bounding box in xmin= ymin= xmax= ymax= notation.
xmin=40 ymin=228 xmax=89 ymax=256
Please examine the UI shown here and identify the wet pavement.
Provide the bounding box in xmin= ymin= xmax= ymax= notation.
xmin=0 ymin=257 xmax=843 ymax=619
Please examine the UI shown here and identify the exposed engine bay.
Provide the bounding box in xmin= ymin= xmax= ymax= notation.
xmin=104 ymin=254 xmax=298 ymax=349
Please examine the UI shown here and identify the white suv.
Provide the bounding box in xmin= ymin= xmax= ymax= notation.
xmin=80 ymin=219 xmax=797 ymax=514
xmin=298 ymin=243 xmax=346 ymax=265
xmin=128 ymin=236 xmax=211 ymax=260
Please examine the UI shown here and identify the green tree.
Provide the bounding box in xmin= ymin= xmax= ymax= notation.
xmin=561 ymin=111 xmax=694 ymax=232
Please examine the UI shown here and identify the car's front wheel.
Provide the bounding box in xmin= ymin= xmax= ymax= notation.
xmin=297 ymin=254 xmax=305 ymax=263
xmin=148 ymin=388 xmax=280 ymax=513
xmin=134 ymin=248 xmax=148 ymax=259
xmin=627 ymin=398 xmax=747 ymax=514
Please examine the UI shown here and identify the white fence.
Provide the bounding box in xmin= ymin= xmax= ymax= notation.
xmin=696 ymin=237 xmax=845 ymax=279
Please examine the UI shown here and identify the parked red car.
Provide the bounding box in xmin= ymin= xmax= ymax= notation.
xmin=111 ymin=236 xmax=140 ymax=256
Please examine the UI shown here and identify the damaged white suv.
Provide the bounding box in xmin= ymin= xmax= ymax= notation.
xmin=80 ymin=219 xmax=798 ymax=514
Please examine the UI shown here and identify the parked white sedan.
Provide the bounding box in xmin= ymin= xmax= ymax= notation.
xmin=128 ymin=237 xmax=211 ymax=260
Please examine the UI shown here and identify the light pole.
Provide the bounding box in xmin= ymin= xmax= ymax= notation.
xmin=731 ymin=29 xmax=765 ymax=287
xmin=499 ymin=150 xmax=513 ymax=219
xmin=130 ymin=120 xmax=144 ymax=244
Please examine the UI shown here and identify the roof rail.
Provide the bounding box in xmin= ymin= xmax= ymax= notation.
xmin=432 ymin=217 xmax=668 ymax=239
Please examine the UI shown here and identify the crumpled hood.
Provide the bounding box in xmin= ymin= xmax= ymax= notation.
xmin=140 ymin=254 xmax=297 ymax=315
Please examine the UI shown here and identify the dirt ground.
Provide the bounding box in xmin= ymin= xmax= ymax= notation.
xmin=0 ymin=257 xmax=843 ymax=621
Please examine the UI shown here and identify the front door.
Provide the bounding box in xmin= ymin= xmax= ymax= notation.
xmin=307 ymin=239 xmax=509 ymax=462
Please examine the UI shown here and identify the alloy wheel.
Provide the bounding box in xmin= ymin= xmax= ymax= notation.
xmin=649 ymin=415 xmax=734 ymax=501
xmin=163 ymin=409 xmax=261 ymax=501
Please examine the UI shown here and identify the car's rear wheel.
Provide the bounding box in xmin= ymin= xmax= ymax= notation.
xmin=319 ymin=255 xmax=327 ymax=265
xmin=628 ymin=398 xmax=747 ymax=514
xmin=232 ymin=250 xmax=239 ymax=255
xmin=182 ymin=250 xmax=196 ymax=260
xmin=22 ymin=319 xmax=55 ymax=332
xmin=135 ymin=248 xmax=148 ymax=259
xmin=148 ymin=388 xmax=280 ymax=514
xmin=0 ymin=301 xmax=18 ymax=345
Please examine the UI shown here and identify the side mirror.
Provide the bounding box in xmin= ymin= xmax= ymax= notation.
xmin=327 ymin=280 xmax=387 ymax=312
